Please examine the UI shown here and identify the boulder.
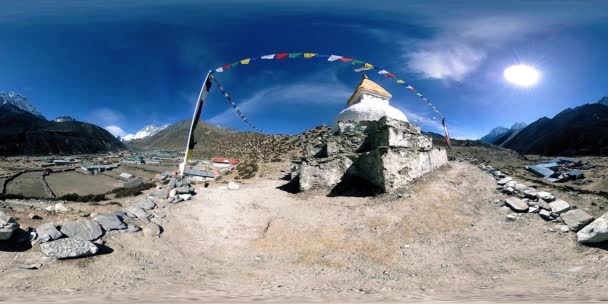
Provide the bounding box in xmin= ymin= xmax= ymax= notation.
xmin=175 ymin=186 xmax=191 ymax=194
xmin=549 ymin=199 xmax=571 ymax=215
xmin=60 ymin=219 xmax=103 ymax=241
xmin=168 ymin=178 xmax=177 ymax=190
xmin=539 ymin=209 xmax=554 ymax=221
xmin=124 ymin=206 xmax=149 ymax=219
xmin=143 ymin=223 xmax=162 ymax=237
xmin=13 ymin=227 xmax=36 ymax=244
xmin=54 ymin=203 xmax=70 ymax=213
xmin=505 ymin=181 xmax=517 ymax=188
xmin=537 ymin=191 xmax=555 ymax=202
xmin=561 ymin=209 xmax=594 ymax=231
xmin=502 ymin=187 xmax=514 ymax=195
xmin=94 ymin=214 xmax=127 ymax=231
xmin=36 ymin=222 xmax=63 ymax=242
xmin=133 ymin=198 xmax=156 ymax=211
xmin=0 ymin=211 xmax=19 ymax=241
xmin=497 ymin=177 xmax=512 ymax=186
xmin=179 ymin=194 xmax=192 ymax=201
xmin=523 ymin=189 xmax=539 ymax=200
xmin=169 ymin=189 xmax=177 ymax=198
xmin=29 ymin=213 xmax=42 ymax=220
xmin=505 ymin=197 xmax=528 ymax=212
xmin=40 ymin=238 xmax=98 ymax=259
xmin=577 ymin=212 xmax=608 ymax=244
xmin=149 ymin=190 xmax=168 ymax=199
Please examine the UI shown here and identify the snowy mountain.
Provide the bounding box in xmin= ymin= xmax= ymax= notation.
xmin=122 ymin=124 xmax=169 ymax=141
xmin=0 ymin=91 xmax=44 ymax=119
xmin=479 ymin=122 xmax=527 ymax=144
xmin=53 ymin=116 xmax=76 ymax=122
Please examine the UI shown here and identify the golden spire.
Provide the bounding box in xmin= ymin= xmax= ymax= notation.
xmin=346 ymin=74 xmax=392 ymax=106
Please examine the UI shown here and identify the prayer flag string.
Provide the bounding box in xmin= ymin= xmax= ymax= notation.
xmin=212 ymin=77 xmax=262 ymax=132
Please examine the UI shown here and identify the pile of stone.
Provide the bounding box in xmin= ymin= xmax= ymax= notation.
xmin=0 ymin=175 xmax=198 ymax=260
xmin=291 ymin=116 xmax=448 ymax=193
xmin=479 ymin=164 xmax=607 ymax=244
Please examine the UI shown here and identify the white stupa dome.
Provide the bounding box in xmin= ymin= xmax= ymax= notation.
xmin=333 ymin=74 xmax=408 ymax=129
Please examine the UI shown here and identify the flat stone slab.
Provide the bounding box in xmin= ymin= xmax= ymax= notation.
xmin=94 ymin=214 xmax=127 ymax=231
xmin=577 ymin=212 xmax=608 ymax=244
xmin=561 ymin=209 xmax=594 ymax=231
xmin=133 ymin=198 xmax=156 ymax=211
xmin=143 ymin=223 xmax=162 ymax=237
xmin=537 ymin=191 xmax=555 ymax=202
xmin=60 ymin=219 xmax=103 ymax=241
xmin=505 ymin=197 xmax=529 ymax=212
xmin=124 ymin=206 xmax=149 ymax=219
xmin=40 ymin=238 xmax=98 ymax=259
xmin=36 ymin=222 xmax=63 ymax=242
xmin=549 ymin=199 xmax=571 ymax=215
xmin=497 ymin=177 xmax=512 ymax=186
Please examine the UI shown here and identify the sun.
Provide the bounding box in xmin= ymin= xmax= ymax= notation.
xmin=504 ymin=64 xmax=540 ymax=87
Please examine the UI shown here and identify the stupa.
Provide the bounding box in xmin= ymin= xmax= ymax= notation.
xmin=333 ymin=74 xmax=408 ymax=129
xmin=290 ymin=75 xmax=448 ymax=194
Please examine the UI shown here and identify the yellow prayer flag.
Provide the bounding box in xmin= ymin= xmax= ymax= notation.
xmin=304 ymin=53 xmax=317 ymax=59
xmin=396 ymin=79 xmax=405 ymax=84
xmin=240 ymin=58 xmax=251 ymax=64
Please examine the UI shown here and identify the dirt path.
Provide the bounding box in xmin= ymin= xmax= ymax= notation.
xmin=1 ymin=161 xmax=607 ymax=302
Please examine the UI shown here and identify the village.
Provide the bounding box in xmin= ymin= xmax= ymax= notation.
xmin=0 ymin=152 xmax=242 ymax=201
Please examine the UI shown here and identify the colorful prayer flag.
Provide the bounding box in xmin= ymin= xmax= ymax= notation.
xmin=276 ymin=53 xmax=289 ymax=59
xmin=328 ymin=55 xmax=343 ymax=61
xmin=240 ymin=58 xmax=251 ymax=64
xmin=288 ymin=53 xmax=302 ymax=58
xmin=304 ymin=53 xmax=317 ymax=58
xmin=339 ymin=57 xmax=353 ymax=62
xmin=261 ymin=54 xmax=275 ymax=59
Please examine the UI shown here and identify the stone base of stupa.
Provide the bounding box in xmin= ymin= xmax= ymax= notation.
xmin=292 ymin=116 xmax=448 ymax=194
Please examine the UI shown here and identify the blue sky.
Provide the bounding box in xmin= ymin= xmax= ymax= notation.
xmin=1 ymin=0 xmax=608 ymax=139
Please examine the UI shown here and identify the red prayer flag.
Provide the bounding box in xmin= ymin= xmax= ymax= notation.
xmin=386 ymin=73 xmax=395 ymax=78
xmin=222 ymin=64 xmax=231 ymax=70
xmin=339 ymin=57 xmax=353 ymax=62
xmin=276 ymin=53 xmax=289 ymax=59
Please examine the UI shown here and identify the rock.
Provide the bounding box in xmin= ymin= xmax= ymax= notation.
xmin=169 ymin=189 xmax=177 ymax=198
xmin=497 ymin=177 xmax=512 ymax=186
xmin=537 ymin=191 xmax=555 ymax=202
xmin=94 ymin=214 xmax=127 ymax=231
xmin=150 ymin=216 xmax=162 ymax=225
xmin=122 ymin=225 xmax=141 ymax=233
xmin=228 ymin=181 xmax=240 ymax=190
xmin=168 ymin=178 xmax=177 ymax=189
xmin=29 ymin=213 xmax=42 ymax=220
xmin=560 ymin=225 xmax=570 ymax=233
xmin=561 ymin=209 xmax=594 ymax=232
xmin=13 ymin=227 xmax=36 ymax=244
xmin=149 ymin=190 xmax=168 ymax=199
xmin=60 ymin=219 xmax=103 ymax=241
xmin=0 ymin=211 xmax=19 ymax=240
xmin=506 ymin=214 xmax=517 ymax=221
xmin=577 ymin=212 xmax=608 ymax=244
xmin=54 ymin=203 xmax=70 ymax=213
xmin=143 ymin=223 xmax=162 ymax=237
xmin=539 ymin=209 xmax=554 ymax=221
xmin=124 ymin=206 xmax=149 ymax=219
xmin=175 ymin=186 xmax=191 ymax=194
xmin=179 ymin=194 xmax=192 ymax=201
xmin=111 ymin=211 xmax=127 ymax=219
xmin=16 ymin=263 xmax=41 ymax=270
xmin=505 ymin=181 xmax=517 ymax=188
xmin=36 ymin=223 xmax=63 ymax=242
xmin=537 ymin=200 xmax=552 ymax=211
xmin=40 ymin=238 xmax=98 ymax=259
xmin=523 ymin=189 xmax=538 ymax=200
xmin=133 ymin=198 xmax=156 ymax=211
xmin=502 ymin=187 xmax=514 ymax=195
xmin=505 ymin=197 xmax=528 ymax=212
xmin=549 ymin=199 xmax=571 ymax=215
xmin=45 ymin=206 xmax=54 ymax=212
xmin=528 ymin=205 xmax=540 ymax=213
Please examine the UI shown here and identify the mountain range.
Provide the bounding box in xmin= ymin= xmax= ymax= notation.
xmin=480 ymin=122 xmax=527 ymax=145
xmin=121 ymin=124 xmax=169 ymax=142
xmin=0 ymin=95 xmax=126 ymax=155
xmin=480 ymin=96 xmax=608 ymax=156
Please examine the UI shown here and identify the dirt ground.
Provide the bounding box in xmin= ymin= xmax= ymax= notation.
xmin=4 ymin=171 xmax=51 ymax=198
xmin=1 ymin=161 xmax=607 ymax=303
xmin=45 ymin=171 xmax=119 ymax=196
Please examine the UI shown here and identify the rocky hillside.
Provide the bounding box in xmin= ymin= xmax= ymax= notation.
xmin=1 ymin=92 xmax=44 ymax=119
xmin=130 ymin=120 xmax=332 ymax=162
xmin=0 ymin=103 xmax=126 ymax=155
xmin=501 ymin=102 xmax=608 ymax=156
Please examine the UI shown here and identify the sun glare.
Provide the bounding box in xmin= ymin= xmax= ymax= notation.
xmin=504 ymin=64 xmax=540 ymax=87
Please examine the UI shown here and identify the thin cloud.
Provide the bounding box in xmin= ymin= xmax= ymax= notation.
xmin=104 ymin=125 xmax=127 ymax=137
xmin=90 ymin=108 xmax=125 ymax=125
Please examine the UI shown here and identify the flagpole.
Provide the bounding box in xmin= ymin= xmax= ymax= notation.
xmin=179 ymin=70 xmax=213 ymax=176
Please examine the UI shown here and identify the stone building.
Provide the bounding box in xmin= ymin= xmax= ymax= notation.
xmin=292 ymin=75 xmax=448 ymax=194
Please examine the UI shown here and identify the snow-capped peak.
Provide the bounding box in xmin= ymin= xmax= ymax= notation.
xmin=122 ymin=124 xmax=168 ymax=141
xmin=0 ymin=91 xmax=45 ymax=119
